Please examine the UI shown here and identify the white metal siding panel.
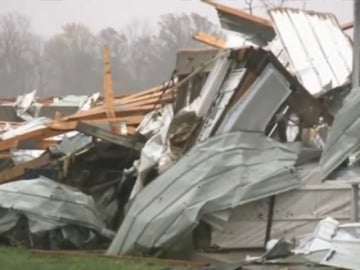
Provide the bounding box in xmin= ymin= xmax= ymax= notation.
xmin=270 ymin=9 xmax=353 ymax=95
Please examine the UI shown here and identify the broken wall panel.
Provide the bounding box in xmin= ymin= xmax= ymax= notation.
xmin=197 ymin=62 xmax=246 ymax=142
xmin=210 ymin=183 xmax=351 ymax=250
xmin=196 ymin=47 xmax=333 ymax=145
xmin=270 ymin=184 xmax=351 ymax=241
xmin=176 ymin=48 xmax=219 ymax=76
xmin=210 ymin=199 xmax=269 ymax=249
xmin=189 ymin=52 xmax=232 ymax=117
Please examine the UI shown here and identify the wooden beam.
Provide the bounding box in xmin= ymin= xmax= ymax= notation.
xmin=115 ymin=89 xmax=175 ymax=105
xmin=76 ymin=122 xmax=144 ymax=151
xmin=193 ymin=32 xmax=227 ymax=49
xmin=119 ymin=95 xmax=174 ymax=108
xmin=0 ymin=128 xmax=65 ymax=152
xmin=0 ymin=140 xmax=18 ymax=152
xmin=48 ymin=116 xmax=145 ymax=131
xmin=117 ymin=84 xmax=170 ymax=102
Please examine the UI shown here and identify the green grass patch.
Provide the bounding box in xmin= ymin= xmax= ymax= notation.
xmin=0 ymin=247 xmax=172 ymax=270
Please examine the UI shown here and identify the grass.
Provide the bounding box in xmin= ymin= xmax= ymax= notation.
xmin=0 ymin=247 xmax=173 ymax=270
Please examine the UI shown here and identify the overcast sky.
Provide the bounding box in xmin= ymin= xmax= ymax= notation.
xmin=0 ymin=0 xmax=354 ymax=37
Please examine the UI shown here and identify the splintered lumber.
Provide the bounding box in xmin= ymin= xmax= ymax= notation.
xmin=63 ymin=104 xmax=163 ymax=122
xmin=0 ymin=152 xmax=51 ymax=183
xmin=0 ymin=128 xmax=65 ymax=152
xmin=0 ymin=152 xmax=11 ymax=159
xmin=48 ymin=116 xmax=145 ymax=131
xmin=0 ymin=140 xmax=18 ymax=152
xmin=193 ymin=32 xmax=227 ymax=49
xmin=103 ymin=45 xmax=116 ymax=119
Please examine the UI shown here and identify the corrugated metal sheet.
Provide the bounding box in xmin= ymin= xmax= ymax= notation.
xmin=269 ymin=8 xmax=353 ymax=95
xmin=107 ymin=131 xmax=301 ymax=255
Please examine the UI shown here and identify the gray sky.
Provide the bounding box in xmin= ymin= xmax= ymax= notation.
xmin=0 ymin=0 xmax=354 ymax=37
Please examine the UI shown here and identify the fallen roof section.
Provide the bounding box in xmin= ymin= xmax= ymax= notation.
xmin=205 ymin=1 xmax=275 ymax=46
xmin=269 ymin=8 xmax=353 ymax=95
xmin=107 ymin=131 xmax=301 ymax=256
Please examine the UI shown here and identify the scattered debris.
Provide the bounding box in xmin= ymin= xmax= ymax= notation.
xmin=0 ymin=2 xmax=360 ymax=270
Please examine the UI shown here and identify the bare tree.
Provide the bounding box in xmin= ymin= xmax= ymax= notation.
xmin=119 ymin=13 xmax=223 ymax=91
xmin=245 ymin=0 xmax=254 ymax=14
xmin=0 ymin=12 xmax=42 ymax=97
xmin=43 ymin=23 xmax=101 ymax=96
xmin=151 ymin=13 xmax=223 ymax=87
xmin=260 ymin=0 xmax=289 ymax=10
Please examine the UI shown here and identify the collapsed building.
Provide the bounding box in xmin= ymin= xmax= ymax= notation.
xmin=0 ymin=2 xmax=359 ymax=270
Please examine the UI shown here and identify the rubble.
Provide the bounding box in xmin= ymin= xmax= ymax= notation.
xmin=0 ymin=2 xmax=360 ymax=270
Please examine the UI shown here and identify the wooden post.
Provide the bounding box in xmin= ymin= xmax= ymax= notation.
xmin=104 ymin=45 xmax=116 ymax=119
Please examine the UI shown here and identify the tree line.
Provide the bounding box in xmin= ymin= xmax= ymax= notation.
xmin=0 ymin=12 xmax=221 ymax=97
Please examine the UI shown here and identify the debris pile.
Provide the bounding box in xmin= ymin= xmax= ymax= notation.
xmin=0 ymin=3 xmax=359 ymax=270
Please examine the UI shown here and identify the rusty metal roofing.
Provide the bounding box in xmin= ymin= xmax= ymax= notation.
xmin=269 ymin=8 xmax=353 ymax=95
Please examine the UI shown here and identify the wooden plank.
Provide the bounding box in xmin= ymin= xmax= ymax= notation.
xmin=0 ymin=152 xmax=51 ymax=183
xmin=193 ymin=32 xmax=227 ymax=49
xmin=64 ymin=104 xmax=162 ymax=122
